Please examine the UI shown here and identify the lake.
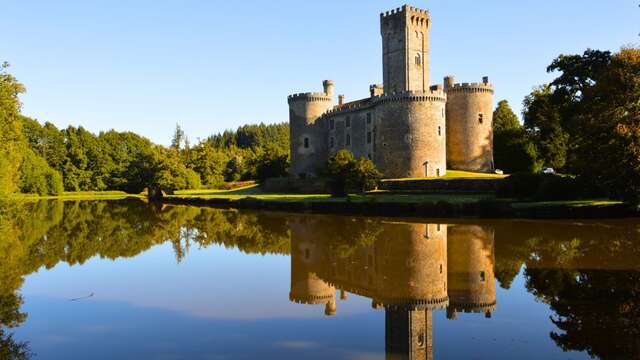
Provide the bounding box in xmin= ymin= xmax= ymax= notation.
xmin=0 ymin=199 xmax=638 ymax=359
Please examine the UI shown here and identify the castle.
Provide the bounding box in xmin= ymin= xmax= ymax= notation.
xmin=288 ymin=4 xmax=495 ymax=179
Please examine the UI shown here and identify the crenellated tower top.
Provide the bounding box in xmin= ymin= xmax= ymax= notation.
xmin=381 ymin=4 xmax=431 ymax=94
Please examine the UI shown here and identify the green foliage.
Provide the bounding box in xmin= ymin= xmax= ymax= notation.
xmin=493 ymin=100 xmax=520 ymax=133
xmin=522 ymin=86 xmax=569 ymax=169
xmin=524 ymin=47 xmax=640 ymax=203
xmin=497 ymin=173 xmax=599 ymax=201
xmin=18 ymin=149 xmax=63 ymax=196
xmin=0 ymin=63 xmax=26 ymax=196
xmin=327 ymin=150 xmax=382 ymax=196
xmin=493 ymin=100 xmax=542 ymax=173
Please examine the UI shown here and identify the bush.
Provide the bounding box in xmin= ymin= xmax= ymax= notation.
xmin=327 ymin=150 xmax=382 ymax=196
xmin=497 ymin=173 xmax=600 ymax=201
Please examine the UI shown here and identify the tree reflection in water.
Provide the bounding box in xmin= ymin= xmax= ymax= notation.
xmin=0 ymin=199 xmax=638 ymax=359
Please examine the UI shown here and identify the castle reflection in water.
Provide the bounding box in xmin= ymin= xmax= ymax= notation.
xmin=289 ymin=218 xmax=496 ymax=360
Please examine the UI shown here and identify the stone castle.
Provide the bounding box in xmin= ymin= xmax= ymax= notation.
xmin=288 ymin=4 xmax=495 ymax=179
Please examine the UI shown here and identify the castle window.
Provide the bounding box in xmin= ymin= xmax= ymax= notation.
xmin=367 ymin=131 xmax=372 ymax=144
xmin=438 ymin=126 xmax=441 ymax=136
xmin=440 ymin=264 xmax=443 ymax=274
xmin=478 ymin=113 xmax=484 ymax=124
xmin=330 ymin=137 xmax=334 ymax=148
xmin=330 ymin=118 xmax=335 ymax=130
xmin=305 ymin=248 xmax=310 ymax=260
xmin=436 ymin=168 xmax=440 ymax=177
xmin=417 ymin=333 xmax=425 ymax=348
xmin=366 ymin=113 xmax=371 ymax=124
xmin=304 ymin=137 xmax=309 ymax=148
xmin=346 ymin=134 xmax=351 ymax=146
xmin=346 ymin=116 xmax=351 ymax=128
xmin=415 ymin=53 xmax=422 ymax=66
xmin=367 ymin=153 xmax=371 ymax=159
xmin=480 ymin=271 xmax=486 ymax=282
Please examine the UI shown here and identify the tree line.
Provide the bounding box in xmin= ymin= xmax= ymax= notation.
xmin=0 ymin=61 xmax=291 ymax=196
xmin=493 ymin=47 xmax=640 ymax=202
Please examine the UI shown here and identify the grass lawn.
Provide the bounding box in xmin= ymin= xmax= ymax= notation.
xmin=384 ymin=170 xmax=508 ymax=181
xmin=8 ymin=191 xmax=141 ymax=201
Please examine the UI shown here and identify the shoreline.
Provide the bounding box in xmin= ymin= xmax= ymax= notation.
xmin=158 ymin=195 xmax=636 ymax=220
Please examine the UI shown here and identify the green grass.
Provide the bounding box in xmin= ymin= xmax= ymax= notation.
xmin=384 ymin=170 xmax=508 ymax=182
xmin=7 ymin=191 xmax=141 ymax=201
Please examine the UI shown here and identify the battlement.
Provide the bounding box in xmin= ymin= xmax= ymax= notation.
xmin=445 ymin=76 xmax=494 ymax=94
xmin=446 ymin=82 xmax=494 ymax=94
xmin=287 ymin=92 xmax=332 ymax=104
xmin=373 ymin=89 xmax=446 ymax=104
xmin=380 ymin=4 xmax=429 ymax=19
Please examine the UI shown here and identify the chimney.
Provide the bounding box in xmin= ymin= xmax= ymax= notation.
xmin=482 ymin=76 xmax=489 ymax=84
xmin=338 ymin=95 xmax=345 ymax=105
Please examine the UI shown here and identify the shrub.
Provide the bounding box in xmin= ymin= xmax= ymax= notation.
xmin=327 ymin=150 xmax=382 ymax=196
xmin=497 ymin=173 xmax=601 ymax=201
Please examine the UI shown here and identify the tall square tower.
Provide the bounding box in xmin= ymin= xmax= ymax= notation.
xmin=380 ymin=5 xmax=431 ymax=93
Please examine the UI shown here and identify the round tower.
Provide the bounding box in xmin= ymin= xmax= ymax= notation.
xmin=374 ymin=90 xmax=447 ymax=178
xmin=444 ymin=76 xmax=495 ymax=173
xmin=288 ymin=81 xmax=334 ymax=178
xmin=446 ymin=224 xmax=496 ymax=319
xmin=377 ymin=222 xmax=448 ymax=310
xmin=289 ymin=219 xmax=337 ymax=316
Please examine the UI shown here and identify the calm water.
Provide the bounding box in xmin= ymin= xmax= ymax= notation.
xmin=0 ymin=200 xmax=638 ymax=360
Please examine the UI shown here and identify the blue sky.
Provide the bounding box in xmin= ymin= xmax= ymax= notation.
xmin=1 ymin=0 xmax=638 ymax=145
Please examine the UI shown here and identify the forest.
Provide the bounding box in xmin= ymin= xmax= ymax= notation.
xmin=1 ymin=46 xmax=639 ymax=202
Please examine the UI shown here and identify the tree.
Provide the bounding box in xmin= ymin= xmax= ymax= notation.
xmin=523 ymin=86 xmax=569 ymax=170
xmin=327 ymin=150 xmax=382 ymax=196
xmin=171 ymin=124 xmax=185 ymax=151
xmin=0 ymin=62 xmax=26 ymax=196
xmin=493 ymin=100 xmax=541 ymax=173
xmin=493 ymin=100 xmax=520 ymax=133
xmin=568 ymin=47 xmax=640 ymax=203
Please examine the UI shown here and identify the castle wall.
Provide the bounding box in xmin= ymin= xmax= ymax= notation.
xmin=288 ymin=93 xmax=333 ymax=178
xmin=326 ymin=107 xmax=375 ymax=161
xmin=445 ymin=80 xmax=495 ymax=172
xmin=374 ymin=92 xmax=446 ymax=178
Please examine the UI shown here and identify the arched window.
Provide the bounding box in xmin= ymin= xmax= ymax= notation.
xmin=415 ymin=53 xmax=422 ymax=66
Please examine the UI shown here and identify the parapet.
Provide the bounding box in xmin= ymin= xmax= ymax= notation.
xmin=287 ymin=92 xmax=332 ymax=104
xmin=445 ymin=76 xmax=494 ymax=94
xmin=380 ymin=4 xmax=429 ymax=19
xmin=372 ymin=89 xmax=446 ymax=104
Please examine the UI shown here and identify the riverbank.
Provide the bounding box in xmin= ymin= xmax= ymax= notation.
xmin=7 ymin=191 xmax=142 ymax=201
xmin=162 ymin=188 xmax=634 ymax=219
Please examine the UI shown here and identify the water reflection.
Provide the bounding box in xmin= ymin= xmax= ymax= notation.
xmin=0 ymin=200 xmax=638 ymax=359
xmin=289 ymin=219 xmax=497 ymax=359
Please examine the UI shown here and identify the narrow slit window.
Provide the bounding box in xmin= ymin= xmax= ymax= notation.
xmin=330 ymin=137 xmax=334 ymax=148
xmin=478 ymin=113 xmax=484 ymax=124
xmin=346 ymin=116 xmax=351 ymax=128
xmin=346 ymin=134 xmax=351 ymax=146
xmin=367 ymin=131 xmax=372 ymax=144
xmin=304 ymin=137 xmax=309 ymax=148
xmin=366 ymin=113 xmax=372 ymax=124
xmin=438 ymin=126 xmax=441 ymax=136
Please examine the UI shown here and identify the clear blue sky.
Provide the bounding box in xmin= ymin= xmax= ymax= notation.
xmin=2 ymin=0 xmax=638 ymax=145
